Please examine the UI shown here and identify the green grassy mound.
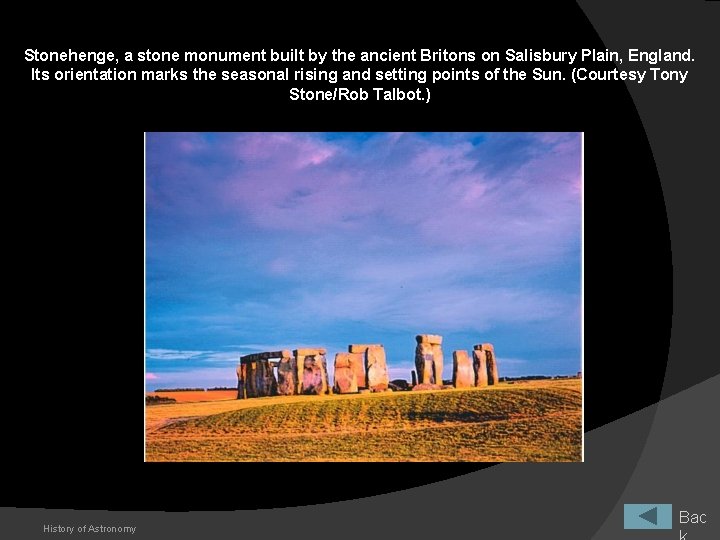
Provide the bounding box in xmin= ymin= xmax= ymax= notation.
xmin=147 ymin=384 xmax=582 ymax=462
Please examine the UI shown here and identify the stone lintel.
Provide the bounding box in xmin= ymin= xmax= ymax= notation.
xmin=240 ymin=350 xmax=292 ymax=363
xmin=349 ymin=344 xmax=383 ymax=353
xmin=415 ymin=334 xmax=443 ymax=345
xmin=294 ymin=348 xmax=327 ymax=357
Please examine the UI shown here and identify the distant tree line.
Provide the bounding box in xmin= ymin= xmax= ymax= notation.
xmin=152 ymin=387 xmax=205 ymax=392
xmin=146 ymin=395 xmax=176 ymax=405
xmin=500 ymin=374 xmax=580 ymax=381
xmin=152 ymin=387 xmax=236 ymax=392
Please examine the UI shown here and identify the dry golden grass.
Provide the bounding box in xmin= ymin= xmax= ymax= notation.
xmin=145 ymin=379 xmax=581 ymax=462
xmin=147 ymin=390 xmax=237 ymax=403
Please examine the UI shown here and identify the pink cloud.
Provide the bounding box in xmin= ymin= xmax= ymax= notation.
xmin=233 ymin=132 xmax=336 ymax=169
xmin=145 ymin=373 xmax=158 ymax=380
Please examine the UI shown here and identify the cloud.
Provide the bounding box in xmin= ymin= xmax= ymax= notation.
xmin=145 ymin=372 xmax=158 ymax=380
xmin=146 ymin=132 xmax=582 ymax=380
xmin=146 ymin=349 xmax=210 ymax=361
xmin=146 ymin=348 xmax=261 ymax=364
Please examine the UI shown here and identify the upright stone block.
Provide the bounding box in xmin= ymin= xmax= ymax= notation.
xmin=349 ymin=352 xmax=366 ymax=388
xmin=365 ymin=345 xmax=389 ymax=391
xmin=474 ymin=343 xmax=499 ymax=385
xmin=431 ymin=343 xmax=444 ymax=386
xmin=334 ymin=353 xmax=359 ymax=394
xmin=411 ymin=370 xmax=418 ymax=386
xmin=473 ymin=350 xmax=488 ymax=387
xmin=415 ymin=342 xmax=435 ymax=384
xmin=245 ymin=359 xmax=277 ymax=398
xmin=321 ymin=354 xmax=329 ymax=393
xmin=276 ymin=354 xmax=297 ymax=395
xmin=482 ymin=344 xmax=499 ymax=385
xmin=345 ymin=348 xmax=368 ymax=387
xmin=245 ymin=361 xmax=258 ymax=397
xmin=238 ymin=352 xmax=279 ymax=398
xmin=265 ymin=359 xmax=279 ymax=395
xmin=236 ymin=363 xmax=247 ymax=399
xmin=452 ymin=350 xmax=474 ymax=388
xmin=301 ymin=354 xmax=328 ymax=395
xmin=294 ymin=348 xmax=327 ymax=394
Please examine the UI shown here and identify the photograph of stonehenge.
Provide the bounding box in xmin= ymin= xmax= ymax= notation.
xmin=145 ymin=132 xmax=582 ymax=461
xmin=236 ymin=335 xmax=500 ymax=398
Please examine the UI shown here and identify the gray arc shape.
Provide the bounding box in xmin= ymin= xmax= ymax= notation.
xmin=5 ymin=376 xmax=718 ymax=539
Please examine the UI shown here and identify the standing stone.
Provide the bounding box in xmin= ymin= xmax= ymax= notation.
xmin=431 ymin=343 xmax=444 ymax=387
xmin=415 ymin=335 xmax=444 ymax=384
xmin=236 ymin=363 xmax=247 ymax=399
xmin=365 ymin=345 xmax=389 ymax=391
xmin=301 ymin=355 xmax=327 ymax=395
xmin=473 ymin=349 xmax=488 ymax=387
xmin=244 ymin=360 xmax=277 ymax=398
xmin=259 ymin=359 xmax=278 ymax=396
xmin=345 ymin=348 xmax=367 ymax=388
xmin=482 ymin=343 xmax=499 ymax=385
xmin=238 ymin=352 xmax=285 ymax=398
xmin=348 ymin=352 xmax=366 ymax=388
xmin=238 ymin=354 xmax=279 ymax=398
xmin=334 ymin=353 xmax=358 ymax=394
xmin=295 ymin=355 xmax=304 ymax=395
xmin=411 ymin=370 xmax=418 ymax=386
xmin=245 ymin=361 xmax=258 ymax=397
xmin=276 ymin=353 xmax=297 ymax=395
xmin=294 ymin=348 xmax=327 ymax=395
xmin=415 ymin=342 xmax=435 ymax=384
xmin=452 ymin=350 xmax=474 ymax=388
xmin=474 ymin=343 xmax=499 ymax=385
xmin=320 ymin=354 xmax=329 ymax=394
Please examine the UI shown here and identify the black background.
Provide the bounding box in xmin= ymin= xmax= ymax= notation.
xmin=12 ymin=4 xmax=672 ymax=511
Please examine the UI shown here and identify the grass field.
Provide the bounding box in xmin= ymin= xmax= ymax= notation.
xmin=145 ymin=379 xmax=581 ymax=462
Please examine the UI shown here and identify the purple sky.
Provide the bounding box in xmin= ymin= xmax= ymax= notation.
xmin=145 ymin=132 xmax=581 ymax=390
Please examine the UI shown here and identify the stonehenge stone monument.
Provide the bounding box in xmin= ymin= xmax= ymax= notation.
xmin=472 ymin=349 xmax=488 ymax=387
xmin=452 ymin=350 xmax=474 ymax=388
xmin=333 ymin=353 xmax=359 ymax=394
xmin=415 ymin=342 xmax=434 ymax=384
xmin=295 ymin=348 xmax=329 ymax=395
xmin=276 ymin=351 xmax=297 ymax=395
xmin=236 ymin=363 xmax=246 ymax=399
xmin=347 ymin=345 xmax=372 ymax=388
xmin=352 ymin=344 xmax=388 ymax=391
xmin=235 ymin=338 xmax=497 ymax=399
xmin=483 ymin=344 xmax=499 ymax=385
xmin=431 ymin=347 xmax=443 ymax=385
xmin=350 ymin=344 xmax=387 ymax=391
xmin=474 ymin=343 xmax=499 ymax=385
xmin=237 ymin=351 xmax=285 ymax=399
xmin=415 ymin=334 xmax=444 ymax=385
